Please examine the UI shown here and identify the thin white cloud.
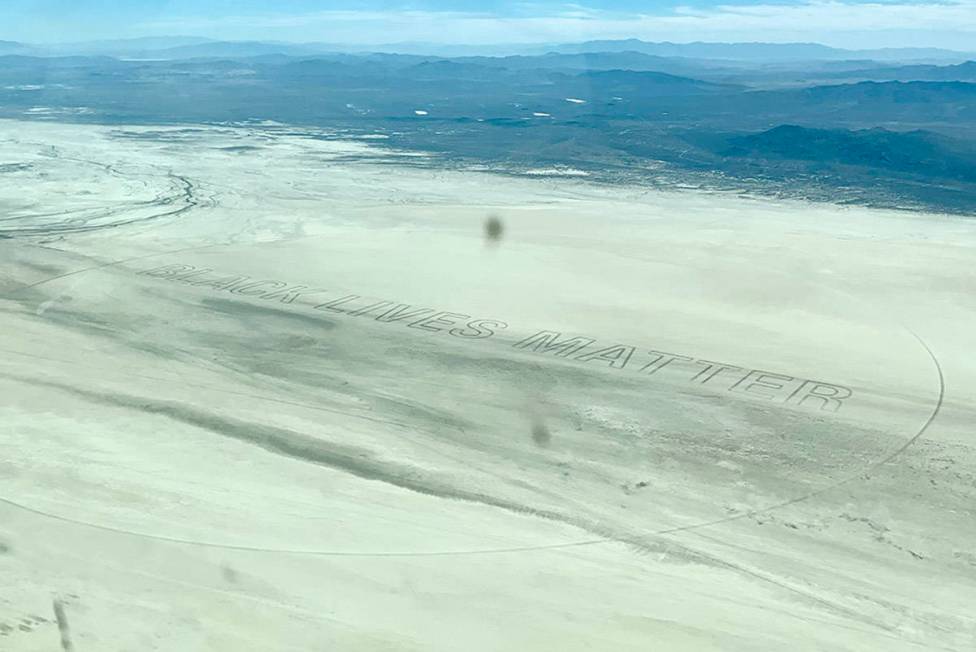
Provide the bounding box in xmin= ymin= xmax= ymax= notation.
xmin=140 ymin=10 xmax=494 ymax=31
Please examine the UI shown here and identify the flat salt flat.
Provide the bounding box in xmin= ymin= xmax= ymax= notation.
xmin=0 ymin=120 xmax=975 ymax=651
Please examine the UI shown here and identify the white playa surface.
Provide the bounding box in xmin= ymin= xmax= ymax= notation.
xmin=1 ymin=120 xmax=974 ymax=651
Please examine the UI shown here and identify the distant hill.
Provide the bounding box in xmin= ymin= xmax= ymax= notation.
xmin=0 ymin=54 xmax=121 ymax=66
xmin=722 ymin=125 xmax=976 ymax=181
xmin=147 ymin=41 xmax=329 ymax=60
xmin=730 ymin=81 xmax=976 ymax=124
xmin=557 ymin=40 xmax=840 ymax=61
xmin=452 ymin=51 xmax=726 ymax=75
xmin=820 ymin=60 xmax=976 ymax=82
xmin=552 ymin=40 xmax=974 ymax=62
xmin=66 ymin=36 xmax=214 ymax=51
xmin=0 ymin=40 xmax=31 ymax=55
xmin=795 ymin=80 xmax=976 ymax=103
xmin=563 ymin=69 xmax=734 ymax=95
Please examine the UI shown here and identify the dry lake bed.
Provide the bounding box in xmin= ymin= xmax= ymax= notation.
xmin=1 ymin=119 xmax=975 ymax=651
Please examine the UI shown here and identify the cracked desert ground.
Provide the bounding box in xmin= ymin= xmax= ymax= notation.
xmin=1 ymin=119 xmax=975 ymax=651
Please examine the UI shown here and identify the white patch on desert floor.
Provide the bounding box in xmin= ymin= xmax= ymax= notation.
xmin=0 ymin=119 xmax=975 ymax=652
xmin=522 ymin=167 xmax=589 ymax=176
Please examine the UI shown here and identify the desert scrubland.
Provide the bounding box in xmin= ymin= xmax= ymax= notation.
xmin=1 ymin=119 xmax=975 ymax=651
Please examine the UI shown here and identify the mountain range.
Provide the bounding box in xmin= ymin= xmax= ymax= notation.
xmin=1 ymin=37 xmax=973 ymax=63
xmin=2 ymin=39 xmax=975 ymax=213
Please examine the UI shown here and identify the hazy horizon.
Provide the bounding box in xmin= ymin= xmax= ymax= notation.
xmin=4 ymin=34 xmax=975 ymax=54
xmin=3 ymin=1 xmax=976 ymax=50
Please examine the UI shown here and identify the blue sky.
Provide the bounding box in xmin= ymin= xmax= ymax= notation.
xmin=3 ymin=1 xmax=975 ymax=50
